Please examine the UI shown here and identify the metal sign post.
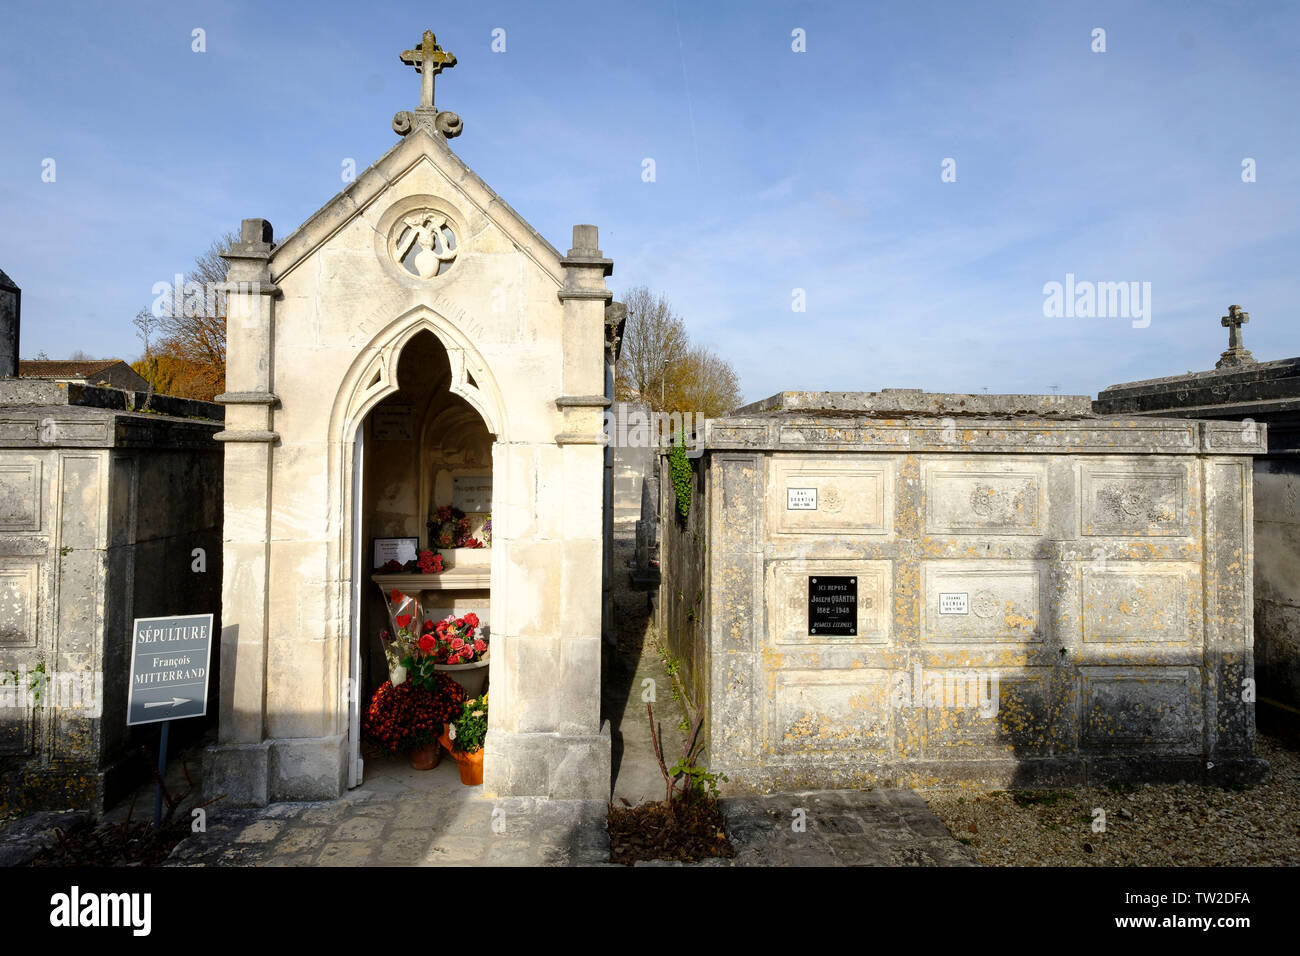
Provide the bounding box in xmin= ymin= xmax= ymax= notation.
xmin=127 ymin=614 xmax=214 ymax=829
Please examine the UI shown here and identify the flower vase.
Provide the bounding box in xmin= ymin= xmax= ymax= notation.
xmin=434 ymin=653 xmax=489 ymax=697
xmin=453 ymin=748 xmax=484 ymax=786
xmin=408 ymin=742 xmax=439 ymax=771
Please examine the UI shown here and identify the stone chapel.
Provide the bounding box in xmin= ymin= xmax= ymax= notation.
xmin=205 ymin=31 xmax=613 ymax=805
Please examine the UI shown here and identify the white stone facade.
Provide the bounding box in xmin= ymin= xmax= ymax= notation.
xmin=205 ymin=123 xmax=612 ymax=805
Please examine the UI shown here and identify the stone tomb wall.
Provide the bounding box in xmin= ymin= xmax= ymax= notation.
xmin=1094 ymin=358 xmax=1300 ymax=734
xmin=0 ymin=390 xmax=222 ymax=813
xmin=1253 ymin=459 xmax=1300 ymax=729
xmin=667 ymin=402 xmax=1265 ymax=792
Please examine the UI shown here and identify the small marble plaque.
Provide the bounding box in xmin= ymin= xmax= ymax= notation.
xmin=939 ymin=592 xmax=969 ymax=615
xmin=787 ymin=488 xmax=817 ymax=510
xmin=452 ymin=474 xmax=492 ymax=513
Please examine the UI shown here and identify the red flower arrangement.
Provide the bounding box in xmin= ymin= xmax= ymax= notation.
xmin=362 ymin=674 xmax=466 ymax=754
xmin=432 ymin=612 xmax=487 ymax=665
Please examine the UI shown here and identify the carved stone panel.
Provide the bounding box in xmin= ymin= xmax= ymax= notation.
xmin=922 ymin=562 xmax=1045 ymax=643
xmin=767 ymin=457 xmax=891 ymax=537
xmin=923 ymin=462 xmax=1044 ymax=535
xmin=917 ymin=669 xmax=1060 ymax=757
xmin=0 ymin=561 xmax=38 ymax=648
xmin=0 ymin=461 xmax=41 ymax=532
xmin=766 ymin=668 xmax=893 ymax=756
xmin=766 ymin=560 xmax=891 ymax=645
xmin=0 ymin=702 xmax=33 ymax=756
xmin=1081 ymin=564 xmax=1198 ymax=643
xmin=1081 ymin=466 xmax=1189 ymax=536
xmin=1080 ymin=667 xmax=1200 ymax=748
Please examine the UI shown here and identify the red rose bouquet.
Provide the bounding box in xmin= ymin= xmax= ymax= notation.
xmin=401 ymin=616 xmax=445 ymax=689
xmin=432 ymin=612 xmax=487 ymax=664
xmin=378 ymin=588 xmax=422 ymax=682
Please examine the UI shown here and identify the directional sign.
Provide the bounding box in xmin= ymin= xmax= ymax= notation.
xmin=127 ymin=614 xmax=214 ymax=726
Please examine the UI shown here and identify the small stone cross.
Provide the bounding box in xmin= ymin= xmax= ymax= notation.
xmin=1222 ymin=304 xmax=1249 ymax=351
xmin=400 ymin=30 xmax=457 ymax=109
xmin=1216 ymin=304 xmax=1257 ymax=369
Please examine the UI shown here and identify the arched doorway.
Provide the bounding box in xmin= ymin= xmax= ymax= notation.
xmin=341 ymin=325 xmax=501 ymax=787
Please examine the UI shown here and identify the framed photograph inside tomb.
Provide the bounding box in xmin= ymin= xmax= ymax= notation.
xmin=373 ymin=537 xmax=419 ymax=569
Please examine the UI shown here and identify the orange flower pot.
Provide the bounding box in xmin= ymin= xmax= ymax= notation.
xmin=408 ymin=742 xmax=439 ymax=771
xmin=453 ymin=747 xmax=484 ymax=785
xmin=438 ymin=730 xmax=454 ymax=753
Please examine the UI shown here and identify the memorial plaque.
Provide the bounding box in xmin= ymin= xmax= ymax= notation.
xmin=452 ymin=474 xmax=492 ymax=512
xmin=808 ymin=575 xmax=856 ymax=636
xmin=372 ymin=406 xmax=413 ymax=441
xmin=787 ymin=488 xmax=818 ymax=510
xmin=939 ymin=592 xmax=969 ymax=615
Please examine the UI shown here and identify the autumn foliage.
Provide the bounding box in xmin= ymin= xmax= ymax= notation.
xmin=132 ymin=232 xmax=235 ymax=402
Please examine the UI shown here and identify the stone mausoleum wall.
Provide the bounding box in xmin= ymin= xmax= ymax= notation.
xmin=673 ymin=390 xmax=1266 ymax=792
xmin=1095 ymin=356 xmax=1300 ymax=736
xmin=658 ymin=445 xmax=708 ymax=713
xmin=0 ymin=382 xmax=223 ymax=814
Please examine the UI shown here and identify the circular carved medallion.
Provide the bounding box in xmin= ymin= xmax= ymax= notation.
xmin=972 ymin=590 xmax=999 ymax=620
xmin=389 ymin=211 xmax=458 ymax=278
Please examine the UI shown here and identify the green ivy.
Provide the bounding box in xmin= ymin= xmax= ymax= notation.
xmin=669 ymin=434 xmax=692 ymax=522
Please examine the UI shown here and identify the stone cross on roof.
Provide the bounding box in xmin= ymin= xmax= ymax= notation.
xmin=393 ymin=30 xmax=463 ymax=140
xmin=400 ymin=30 xmax=456 ymax=110
xmin=1216 ymin=304 xmax=1257 ymax=369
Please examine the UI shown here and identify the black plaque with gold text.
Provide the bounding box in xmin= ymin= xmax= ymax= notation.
xmin=809 ymin=576 xmax=857 ymax=636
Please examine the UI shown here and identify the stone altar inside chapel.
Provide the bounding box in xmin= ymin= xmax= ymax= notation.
xmin=205 ymin=31 xmax=614 ymax=805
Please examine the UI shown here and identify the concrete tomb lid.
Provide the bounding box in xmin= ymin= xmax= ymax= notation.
xmin=734 ymin=389 xmax=1095 ymax=419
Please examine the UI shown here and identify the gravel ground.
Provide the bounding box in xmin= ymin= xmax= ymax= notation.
xmin=923 ymin=735 xmax=1300 ymax=866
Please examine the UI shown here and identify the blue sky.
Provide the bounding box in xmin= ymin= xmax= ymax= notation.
xmin=2 ymin=0 xmax=1297 ymax=401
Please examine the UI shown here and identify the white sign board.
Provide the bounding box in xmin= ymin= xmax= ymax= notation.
xmin=939 ymin=593 xmax=970 ymax=615
xmin=787 ymin=488 xmax=818 ymax=510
